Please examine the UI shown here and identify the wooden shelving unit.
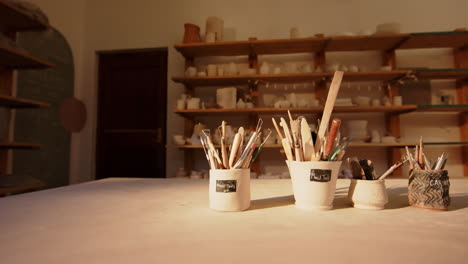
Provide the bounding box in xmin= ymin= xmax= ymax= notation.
xmin=0 ymin=94 xmax=49 ymax=108
xmin=0 ymin=142 xmax=41 ymax=149
xmin=173 ymin=29 xmax=468 ymax=177
xmin=0 ymin=0 xmax=49 ymax=32
xmin=174 ymin=105 xmax=417 ymax=117
xmin=0 ymin=0 xmax=53 ymax=195
xmin=0 ymin=44 xmax=54 ymax=68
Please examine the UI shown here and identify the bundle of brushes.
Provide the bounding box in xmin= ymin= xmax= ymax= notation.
xmin=405 ymin=137 xmax=448 ymax=172
xmin=347 ymin=157 xmax=407 ymax=180
xmin=200 ymin=119 xmax=270 ymax=170
xmin=272 ymin=110 xmax=348 ymax=162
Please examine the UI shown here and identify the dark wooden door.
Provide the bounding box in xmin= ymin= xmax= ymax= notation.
xmin=96 ymin=48 xmax=167 ymax=179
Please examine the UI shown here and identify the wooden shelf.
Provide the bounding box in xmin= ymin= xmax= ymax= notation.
xmin=414 ymin=68 xmax=468 ymax=80
xmin=0 ymin=0 xmax=49 ymax=32
xmin=174 ymin=105 xmax=417 ymax=117
xmin=325 ymin=34 xmax=409 ymax=51
xmin=0 ymin=142 xmax=41 ymax=149
xmin=417 ymin=104 xmax=468 ymax=112
xmin=0 ymin=44 xmax=54 ymax=68
xmin=0 ymin=94 xmax=49 ymax=108
xmin=172 ymin=71 xmax=411 ymax=86
xmin=398 ymin=30 xmax=468 ymax=49
xmin=174 ymin=31 xmax=468 ymax=59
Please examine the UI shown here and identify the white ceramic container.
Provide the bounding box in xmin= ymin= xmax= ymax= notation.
xmin=348 ymin=179 xmax=388 ymax=210
xmin=287 ymin=160 xmax=342 ymax=210
xmin=209 ymin=169 xmax=251 ymax=212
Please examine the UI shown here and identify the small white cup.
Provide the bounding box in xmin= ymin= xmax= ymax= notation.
xmin=205 ymin=31 xmax=216 ymax=43
xmin=176 ymin=99 xmax=186 ymax=110
xmin=393 ymin=96 xmax=403 ymax=106
xmin=207 ymin=64 xmax=217 ymax=76
xmin=187 ymin=97 xmax=200 ymax=109
xmin=185 ymin=66 xmax=197 ymax=77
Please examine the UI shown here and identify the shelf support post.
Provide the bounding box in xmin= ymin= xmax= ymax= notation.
xmin=454 ymin=47 xmax=468 ymax=177
xmin=383 ymin=49 xmax=402 ymax=177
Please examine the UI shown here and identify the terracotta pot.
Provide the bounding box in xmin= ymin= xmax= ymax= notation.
xmin=183 ymin=23 xmax=201 ymax=43
xmin=408 ymin=170 xmax=450 ymax=210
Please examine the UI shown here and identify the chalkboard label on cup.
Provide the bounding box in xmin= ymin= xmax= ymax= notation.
xmin=216 ymin=180 xmax=237 ymax=193
xmin=310 ymin=169 xmax=332 ymax=182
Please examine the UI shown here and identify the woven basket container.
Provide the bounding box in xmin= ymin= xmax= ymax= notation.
xmin=408 ymin=170 xmax=450 ymax=210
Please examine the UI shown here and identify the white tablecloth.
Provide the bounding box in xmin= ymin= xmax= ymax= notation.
xmin=0 ymin=178 xmax=467 ymax=264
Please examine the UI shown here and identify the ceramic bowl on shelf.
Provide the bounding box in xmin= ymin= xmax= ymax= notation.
xmin=353 ymin=96 xmax=371 ymax=106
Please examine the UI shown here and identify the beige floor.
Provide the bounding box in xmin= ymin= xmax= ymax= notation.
xmin=0 ymin=178 xmax=466 ymax=264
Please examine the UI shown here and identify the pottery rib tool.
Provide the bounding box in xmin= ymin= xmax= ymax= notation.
xmin=301 ymin=118 xmax=314 ymax=161
xmin=272 ymin=117 xmax=293 ymax=161
xmin=314 ymin=71 xmax=344 ymax=154
xmin=280 ymin=117 xmax=294 ymax=148
xmin=229 ymin=133 xmax=241 ymax=168
xmin=220 ymin=121 xmax=229 ymax=169
xmin=323 ymin=118 xmax=341 ymax=159
xmin=236 ymin=127 xmax=245 ymax=160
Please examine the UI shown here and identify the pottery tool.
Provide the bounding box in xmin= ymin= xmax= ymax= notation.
xmin=237 ymin=126 xmax=245 ymax=159
xmin=229 ymin=133 xmax=241 ymax=168
xmin=359 ymin=159 xmax=375 ymax=180
xmin=272 ymin=117 xmax=294 ymax=161
xmin=314 ymin=71 xmax=344 ymax=155
xmin=423 ymin=153 xmax=432 ymax=170
xmin=348 ymin=157 xmax=365 ymax=180
xmin=233 ymin=131 xmax=258 ymax=169
xmin=250 ymin=129 xmax=272 ymax=166
xmin=405 ymin=146 xmax=414 ymax=170
xmin=378 ymin=159 xmax=407 ymax=180
xmin=280 ymin=117 xmax=294 ymax=149
xmin=220 ymin=121 xmax=229 ymax=169
xmin=205 ymin=133 xmax=223 ymax=168
xmin=301 ymin=118 xmax=314 ymax=161
xmin=434 ymin=152 xmax=447 ymax=170
xmin=323 ymin=118 xmax=341 ymax=159
xmin=200 ymin=136 xmax=216 ymax=169
xmin=418 ymin=137 xmax=424 ymax=169
xmin=329 ymin=139 xmax=349 ymax=161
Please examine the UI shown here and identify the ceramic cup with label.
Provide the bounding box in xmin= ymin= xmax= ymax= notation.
xmin=287 ymin=160 xmax=342 ymax=210
xmin=408 ymin=170 xmax=450 ymax=210
xmin=209 ymin=169 xmax=251 ymax=211
xmin=348 ymin=179 xmax=388 ymax=210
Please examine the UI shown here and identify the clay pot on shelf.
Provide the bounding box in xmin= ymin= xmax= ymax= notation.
xmin=183 ymin=23 xmax=201 ymax=43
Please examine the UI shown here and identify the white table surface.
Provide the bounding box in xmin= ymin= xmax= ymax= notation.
xmin=0 ymin=178 xmax=467 ymax=264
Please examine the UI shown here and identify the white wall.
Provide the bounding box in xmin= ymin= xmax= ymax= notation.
xmin=29 ymin=0 xmax=468 ymax=181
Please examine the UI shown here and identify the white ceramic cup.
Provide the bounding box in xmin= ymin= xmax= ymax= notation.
xmin=176 ymin=99 xmax=186 ymax=110
xmin=205 ymin=31 xmax=216 ymax=43
xmin=185 ymin=66 xmax=197 ymax=77
xmin=348 ymin=179 xmax=388 ymax=210
xmin=186 ymin=97 xmax=200 ymax=109
xmin=209 ymin=169 xmax=251 ymax=211
xmin=207 ymin=64 xmax=217 ymax=76
xmin=287 ymin=160 xmax=342 ymax=210
xmin=371 ymin=98 xmax=381 ymax=106
xmin=393 ymin=96 xmax=403 ymax=106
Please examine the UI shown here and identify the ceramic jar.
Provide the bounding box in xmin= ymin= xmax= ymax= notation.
xmin=348 ymin=179 xmax=388 ymax=210
xmin=408 ymin=170 xmax=450 ymax=210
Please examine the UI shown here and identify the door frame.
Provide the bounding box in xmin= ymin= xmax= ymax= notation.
xmin=95 ymin=47 xmax=168 ymax=179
